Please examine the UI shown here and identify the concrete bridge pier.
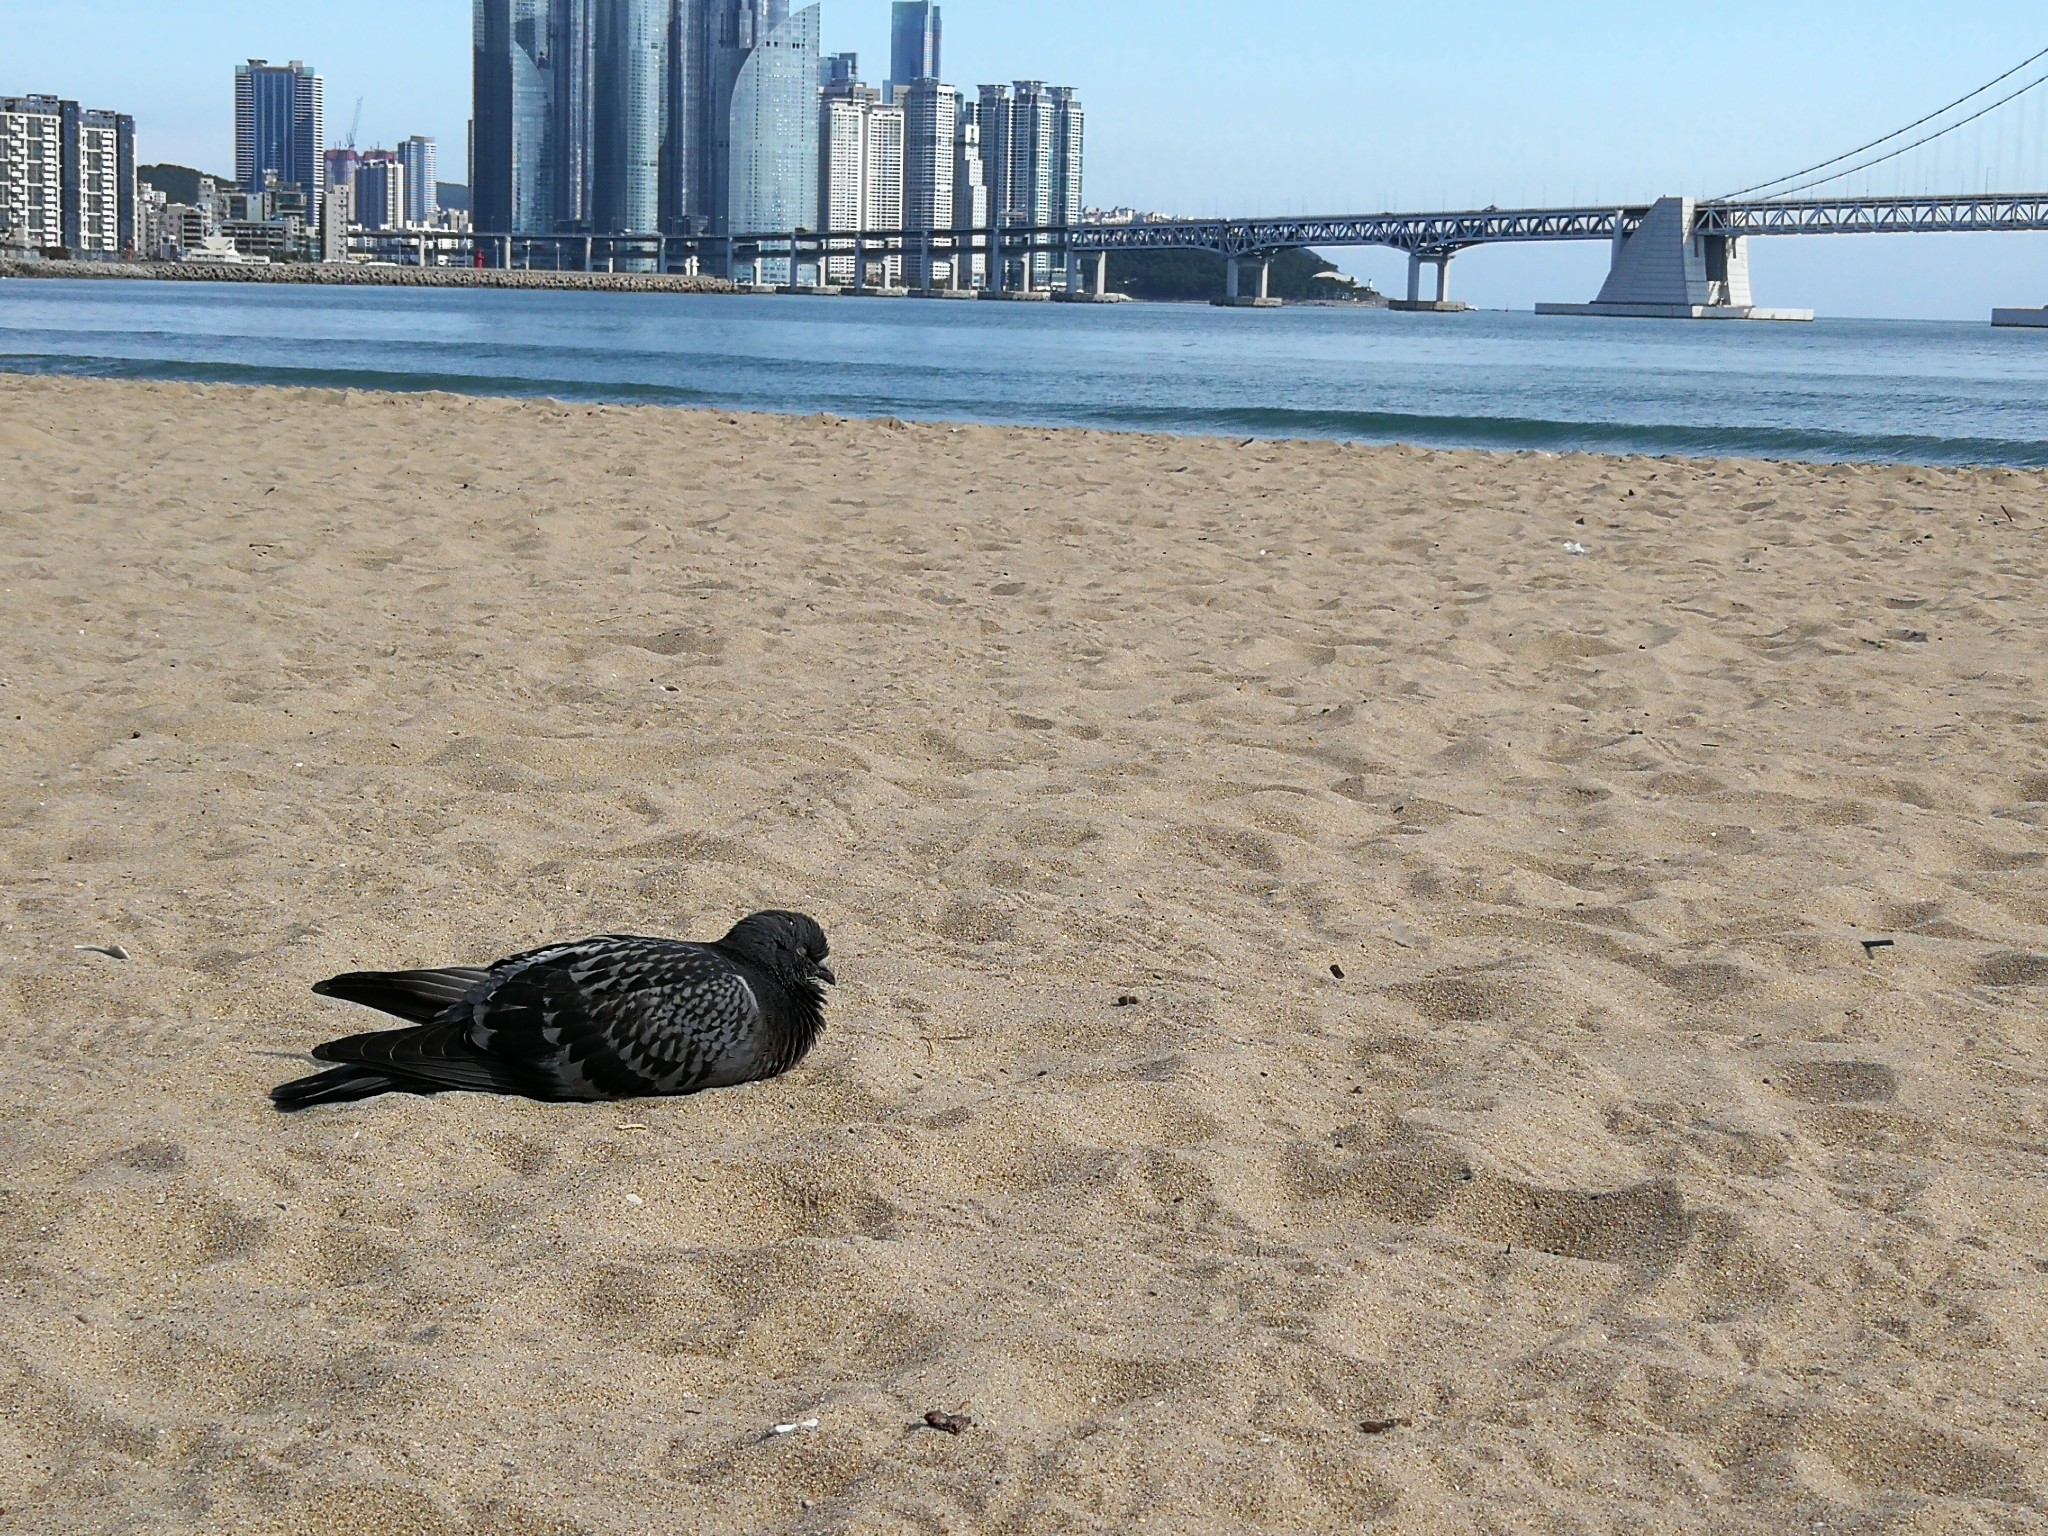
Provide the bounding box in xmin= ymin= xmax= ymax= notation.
xmin=1537 ymin=197 xmax=1812 ymax=321
xmin=1216 ymin=254 xmax=1280 ymax=307
xmin=1393 ymin=250 xmax=1468 ymax=312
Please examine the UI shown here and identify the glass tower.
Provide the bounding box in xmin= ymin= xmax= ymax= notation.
xmin=235 ymin=60 xmax=324 ymax=222
xmin=889 ymin=3 xmax=941 ymax=99
xmin=591 ymin=0 xmax=668 ymax=232
xmin=728 ymin=2 xmax=819 ymax=241
xmin=472 ymin=0 xmax=553 ymax=232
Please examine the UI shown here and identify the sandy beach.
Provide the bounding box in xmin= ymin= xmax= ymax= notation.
xmin=2 ymin=373 xmax=2045 ymax=1533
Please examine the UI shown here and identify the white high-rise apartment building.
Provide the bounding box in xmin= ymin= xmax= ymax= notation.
xmin=976 ymin=81 xmax=1083 ymax=289
xmin=899 ymin=79 xmax=955 ymax=287
xmin=820 ymin=81 xmax=903 ymax=284
xmin=0 ymin=99 xmax=64 ymax=251
xmin=952 ymin=101 xmax=987 ymax=287
xmin=1 ymin=95 xmax=135 ymax=255
xmin=398 ymin=136 xmax=438 ymax=226
xmin=74 ymin=113 xmax=123 ymax=253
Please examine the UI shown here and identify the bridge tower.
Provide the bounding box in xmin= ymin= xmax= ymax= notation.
xmin=1538 ymin=198 xmax=1811 ymax=321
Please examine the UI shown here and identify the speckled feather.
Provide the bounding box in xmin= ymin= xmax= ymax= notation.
xmin=271 ymin=911 xmax=834 ymax=1110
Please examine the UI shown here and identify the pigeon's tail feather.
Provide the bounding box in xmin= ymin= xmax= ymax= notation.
xmin=314 ymin=1022 xmax=534 ymax=1097
xmin=271 ymin=1064 xmax=431 ymax=1112
xmin=312 ymin=967 xmax=489 ymax=1025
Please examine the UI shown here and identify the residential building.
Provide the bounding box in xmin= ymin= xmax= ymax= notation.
xmin=952 ymin=98 xmax=986 ymax=285
xmin=324 ymin=147 xmax=360 ymax=201
xmin=591 ymin=0 xmax=667 ymax=233
xmin=899 ymin=78 xmax=956 ymax=286
xmin=0 ymin=96 xmax=136 ymax=256
xmin=888 ymin=3 xmax=940 ymax=100
xmin=472 ymin=0 xmax=553 ymax=232
xmin=235 ymin=60 xmax=323 ymax=223
xmin=355 ymin=151 xmax=407 ymax=228
xmin=820 ymin=78 xmax=901 ymax=283
xmin=550 ymin=0 xmax=596 ymax=230
xmin=0 ymin=97 xmax=63 ymax=251
xmin=701 ymin=0 xmax=819 ymax=251
xmin=978 ymin=81 xmax=1083 ymax=288
xmin=399 ymin=136 xmax=438 ymax=226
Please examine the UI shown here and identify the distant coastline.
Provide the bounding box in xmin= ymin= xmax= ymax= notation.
xmin=0 ymin=259 xmax=733 ymax=295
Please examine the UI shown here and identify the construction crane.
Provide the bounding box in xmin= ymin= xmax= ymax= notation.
xmin=345 ymin=97 xmax=363 ymax=152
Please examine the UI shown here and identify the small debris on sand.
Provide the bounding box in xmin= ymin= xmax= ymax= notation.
xmin=921 ymin=1411 xmax=973 ymax=1435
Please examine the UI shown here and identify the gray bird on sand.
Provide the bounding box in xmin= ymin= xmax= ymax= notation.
xmin=271 ymin=911 xmax=834 ymax=1111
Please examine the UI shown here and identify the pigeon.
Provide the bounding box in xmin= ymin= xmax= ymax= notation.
xmin=271 ymin=910 xmax=834 ymax=1111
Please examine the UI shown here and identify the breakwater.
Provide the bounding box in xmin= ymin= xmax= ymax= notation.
xmin=0 ymin=260 xmax=733 ymax=295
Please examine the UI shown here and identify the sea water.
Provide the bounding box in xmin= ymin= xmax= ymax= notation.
xmin=2 ymin=277 xmax=2043 ymax=465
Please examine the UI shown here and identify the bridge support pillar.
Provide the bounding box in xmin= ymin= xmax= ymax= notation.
xmin=1093 ymin=251 xmax=1108 ymax=296
xmin=1393 ymin=249 xmax=1468 ymax=312
xmin=1537 ymin=196 xmax=1811 ymax=321
xmin=1226 ymin=257 xmax=1241 ymax=299
xmin=1257 ymin=258 xmax=1272 ymax=301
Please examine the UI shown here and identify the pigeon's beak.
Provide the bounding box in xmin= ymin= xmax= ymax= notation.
xmin=814 ymin=962 xmax=837 ymax=986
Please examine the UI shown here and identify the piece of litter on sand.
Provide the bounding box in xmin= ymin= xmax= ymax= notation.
xmin=75 ymin=944 xmax=129 ymax=961
xmin=773 ymin=1418 xmax=822 ymax=1435
xmin=1359 ymin=1417 xmax=1412 ymax=1435
xmin=1329 ymin=964 xmax=1346 ymax=979
xmin=1861 ymin=938 xmax=1896 ymax=957
xmin=1113 ymin=994 xmax=1141 ymax=1008
xmin=922 ymin=1411 xmax=973 ymax=1435
xmin=624 ymin=1194 xmax=644 ymax=1207
xmin=1564 ymin=541 xmax=1588 ymax=555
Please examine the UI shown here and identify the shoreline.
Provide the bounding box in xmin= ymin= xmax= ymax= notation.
xmin=0 ymin=361 xmax=2038 ymax=471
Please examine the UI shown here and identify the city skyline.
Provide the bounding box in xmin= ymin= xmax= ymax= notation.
xmin=8 ymin=0 xmax=2048 ymax=315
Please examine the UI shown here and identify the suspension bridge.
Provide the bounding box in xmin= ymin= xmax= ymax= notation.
xmin=356 ymin=43 xmax=2048 ymax=323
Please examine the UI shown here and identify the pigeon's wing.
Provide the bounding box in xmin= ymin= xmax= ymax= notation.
xmin=312 ymin=967 xmax=492 ymax=1025
xmin=463 ymin=939 xmax=764 ymax=1100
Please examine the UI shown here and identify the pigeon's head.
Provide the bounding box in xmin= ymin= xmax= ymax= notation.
xmin=723 ymin=910 xmax=836 ymax=992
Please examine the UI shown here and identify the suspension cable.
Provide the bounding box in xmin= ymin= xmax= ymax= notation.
xmin=1746 ymin=67 xmax=2048 ymax=200
xmin=1721 ymin=42 xmax=2048 ymax=200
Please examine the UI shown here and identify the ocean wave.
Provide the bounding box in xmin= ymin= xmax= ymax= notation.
xmin=1 ymin=351 xmax=2041 ymax=467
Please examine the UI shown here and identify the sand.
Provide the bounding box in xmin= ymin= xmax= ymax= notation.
xmin=1 ymin=373 xmax=2045 ymax=1534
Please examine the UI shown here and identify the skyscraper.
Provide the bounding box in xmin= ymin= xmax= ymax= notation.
xmin=399 ymin=137 xmax=439 ymax=225
xmin=821 ymin=77 xmax=903 ymax=283
xmin=978 ymin=81 xmax=1083 ymax=287
xmin=472 ymin=0 xmax=552 ymax=232
xmin=888 ymin=3 xmax=940 ymax=100
xmin=355 ymin=151 xmax=406 ymax=228
xmin=591 ymin=0 xmax=668 ymax=232
xmin=236 ymin=60 xmax=323 ymax=222
xmin=550 ymin=0 xmax=597 ymax=230
xmin=699 ymin=0 xmax=819 ymax=240
xmin=899 ymin=78 xmax=956 ymax=286
xmin=952 ymin=98 xmax=987 ymax=285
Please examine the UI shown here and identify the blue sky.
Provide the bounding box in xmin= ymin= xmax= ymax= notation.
xmin=12 ymin=0 xmax=2047 ymax=317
